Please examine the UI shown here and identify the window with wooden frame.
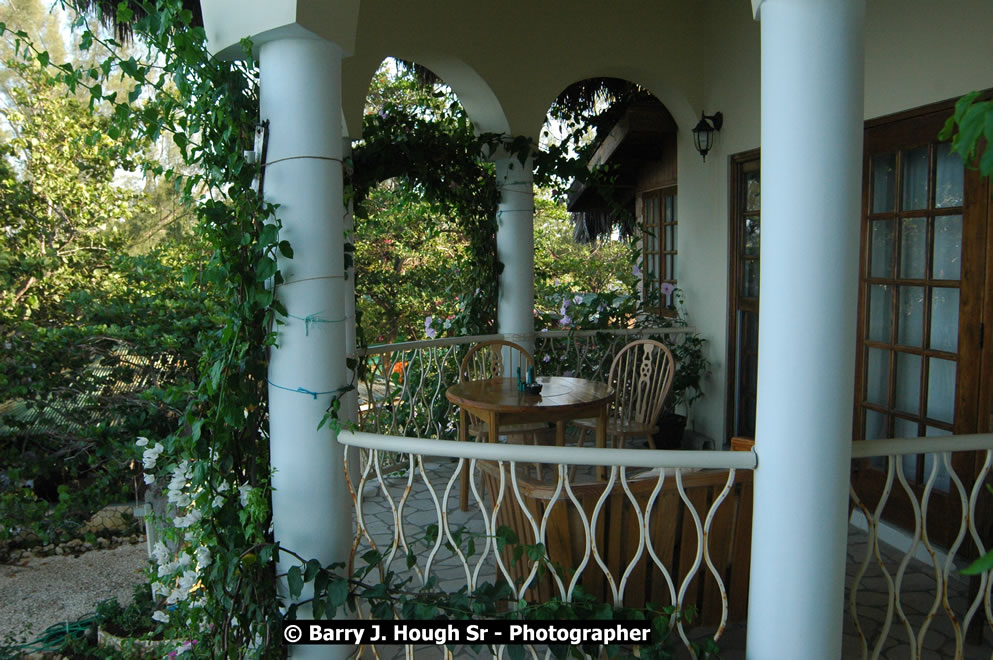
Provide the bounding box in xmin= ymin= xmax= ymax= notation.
xmin=726 ymin=151 xmax=760 ymax=442
xmin=642 ymin=187 xmax=677 ymax=315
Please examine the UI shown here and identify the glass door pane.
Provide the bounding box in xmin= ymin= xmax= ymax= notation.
xmin=858 ymin=139 xmax=965 ymax=494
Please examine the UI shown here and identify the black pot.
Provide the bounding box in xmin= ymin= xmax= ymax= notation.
xmin=654 ymin=412 xmax=687 ymax=449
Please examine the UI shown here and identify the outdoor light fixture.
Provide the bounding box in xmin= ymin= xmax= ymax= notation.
xmin=692 ymin=111 xmax=723 ymax=161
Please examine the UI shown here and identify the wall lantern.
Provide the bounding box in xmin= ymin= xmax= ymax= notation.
xmin=692 ymin=111 xmax=723 ymax=161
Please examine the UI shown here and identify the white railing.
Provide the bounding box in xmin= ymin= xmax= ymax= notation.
xmin=340 ymin=430 xmax=755 ymax=659
xmin=354 ymin=328 xmax=693 ymax=441
xmin=848 ymin=434 xmax=993 ymax=660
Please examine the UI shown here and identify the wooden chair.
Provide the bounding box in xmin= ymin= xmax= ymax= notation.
xmin=575 ymin=338 xmax=676 ymax=451
xmin=458 ymin=339 xmax=551 ymax=507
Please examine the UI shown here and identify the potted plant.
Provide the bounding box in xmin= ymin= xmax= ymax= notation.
xmin=93 ymin=583 xmax=170 ymax=657
xmin=655 ymin=331 xmax=710 ymax=449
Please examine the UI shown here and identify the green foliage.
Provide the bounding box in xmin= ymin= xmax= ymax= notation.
xmin=3 ymin=1 xmax=283 ymax=653
xmin=0 ymin=58 xmax=147 ymax=321
xmin=534 ymin=193 xmax=637 ymax=330
xmin=95 ymin=583 xmax=159 ymax=638
xmin=940 ymin=91 xmax=993 ymax=178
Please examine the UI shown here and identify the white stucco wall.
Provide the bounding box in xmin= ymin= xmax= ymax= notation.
xmin=682 ymin=0 xmax=993 ymax=442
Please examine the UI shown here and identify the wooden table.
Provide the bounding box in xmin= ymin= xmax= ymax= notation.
xmin=446 ymin=376 xmax=614 ymax=508
xmin=446 ymin=376 xmax=614 ymax=449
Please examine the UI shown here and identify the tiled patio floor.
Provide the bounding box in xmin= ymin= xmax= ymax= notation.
xmin=353 ymin=457 xmax=993 ymax=659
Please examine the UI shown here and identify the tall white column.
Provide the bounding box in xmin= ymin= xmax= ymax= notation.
xmin=261 ymin=37 xmax=350 ymax=658
xmin=747 ymin=1 xmax=864 ymax=658
xmin=495 ymin=157 xmax=535 ymax=355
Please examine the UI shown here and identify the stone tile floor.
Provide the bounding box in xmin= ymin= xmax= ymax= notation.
xmin=352 ymin=457 xmax=993 ymax=659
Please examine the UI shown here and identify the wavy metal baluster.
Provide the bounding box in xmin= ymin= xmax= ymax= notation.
xmin=929 ymin=452 xmax=971 ymax=654
xmin=509 ymin=462 xmax=547 ymax=599
xmin=487 ymin=461 xmax=518 ymax=592
xmin=588 ymin=465 xmax=621 ymax=605
xmin=891 ymin=455 xmax=924 ymax=658
xmin=642 ymin=470 xmax=679 ymax=626
xmin=848 ymin=456 xmax=895 ymax=660
xmin=468 ymin=458 xmax=495 ymax=590
xmin=390 ymin=453 xmax=425 ymax=584
xmin=916 ymin=452 xmax=951 ymax=654
xmin=700 ymin=469 xmax=736 ymax=643
xmin=535 ymin=464 xmax=569 ymax=600
xmin=417 ymin=455 xmax=449 ymax=584
xmin=439 ymin=457 xmax=475 ymax=591
xmin=617 ymin=466 xmax=648 ymax=603
xmin=563 ymin=465 xmax=594 ymax=602
xmin=962 ymin=449 xmax=993 ymax=636
xmin=674 ymin=468 xmax=706 ymax=657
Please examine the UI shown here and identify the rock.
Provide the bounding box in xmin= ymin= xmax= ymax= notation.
xmin=54 ymin=546 xmax=64 ymax=555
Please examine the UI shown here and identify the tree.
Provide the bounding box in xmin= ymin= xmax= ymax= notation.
xmin=0 ymin=58 xmax=147 ymax=320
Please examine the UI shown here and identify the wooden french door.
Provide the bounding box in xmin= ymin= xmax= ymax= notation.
xmin=726 ymin=151 xmax=761 ymax=442
xmin=851 ymin=100 xmax=992 ymax=546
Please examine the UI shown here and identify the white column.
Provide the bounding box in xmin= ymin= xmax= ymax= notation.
xmin=495 ymin=157 xmax=535 ymax=355
xmin=261 ymin=37 xmax=350 ymax=658
xmin=747 ymin=1 xmax=864 ymax=658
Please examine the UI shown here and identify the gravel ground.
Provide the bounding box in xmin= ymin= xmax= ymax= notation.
xmin=0 ymin=542 xmax=149 ymax=647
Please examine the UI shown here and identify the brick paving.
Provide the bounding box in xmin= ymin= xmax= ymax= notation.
xmin=353 ymin=458 xmax=993 ymax=659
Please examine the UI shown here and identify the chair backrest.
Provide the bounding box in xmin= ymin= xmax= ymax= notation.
xmin=607 ymin=339 xmax=676 ymax=427
xmin=460 ymin=339 xmax=535 ymax=382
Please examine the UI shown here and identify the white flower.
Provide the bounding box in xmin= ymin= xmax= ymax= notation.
xmin=239 ymin=483 xmax=253 ymax=507
xmin=151 ymin=610 xmax=169 ymax=623
xmin=143 ymin=473 xmax=155 ymax=485
xmin=152 ymin=542 xmax=170 ymax=565
xmin=196 ymin=546 xmax=211 ymax=569
xmin=212 ymin=495 xmax=224 ymax=509
xmin=174 ymin=509 xmax=202 ymax=529
xmin=136 ymin=437 xmax=149 ymax=447
xmin=142 ymin=443 xmax=164 ymax=471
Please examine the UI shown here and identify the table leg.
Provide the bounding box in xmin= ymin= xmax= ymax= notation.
xmin=555 ymin=421 xmax=566 ymax=446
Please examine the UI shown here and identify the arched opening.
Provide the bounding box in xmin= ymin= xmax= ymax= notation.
xmin=350 ymin=58 xmax=500 ymax=344
xmin=534 ymin=78 xmax=679 ymax=329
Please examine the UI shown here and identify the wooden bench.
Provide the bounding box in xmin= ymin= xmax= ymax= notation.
xmin=480 ymin=463 xmax=753 ymax=626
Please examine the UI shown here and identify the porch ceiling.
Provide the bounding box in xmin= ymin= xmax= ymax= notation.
xmin=200 ymin=0 xmax=720 ymax=140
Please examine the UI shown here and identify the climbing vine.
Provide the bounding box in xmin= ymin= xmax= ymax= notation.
xmin=2 ymin=3 xmax=711 ymax=658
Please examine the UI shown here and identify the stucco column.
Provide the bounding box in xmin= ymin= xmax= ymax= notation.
xmin=495 ymin=156 xmax=535 ymax=355
xmin=747 ymin=1 xmax=864 ymax=657
xmin=261 ymin=37 xmax=350 ymax=657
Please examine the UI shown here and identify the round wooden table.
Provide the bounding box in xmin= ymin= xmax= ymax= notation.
xmin=445 ymin=376 xmax=614 ymax=449
xmin=446 ymin=376 xmax=614 ymax=507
